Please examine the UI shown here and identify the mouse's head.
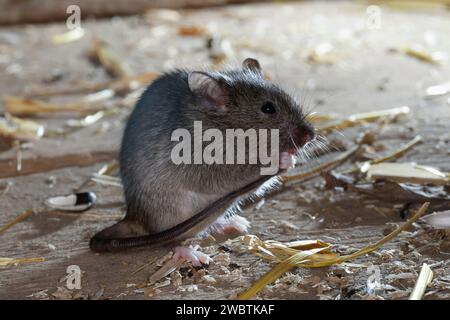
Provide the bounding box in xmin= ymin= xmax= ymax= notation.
xmin=188 ymin=58 xmax=315 ymax=159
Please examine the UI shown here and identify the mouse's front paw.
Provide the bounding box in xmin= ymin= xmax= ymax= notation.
xmin=279 ymin=152 xmax=296 ymax=169
xmin=212 ymin=214 xmax=250 ymax=235
xmin=172 ymin=245 xmax=212 ymax=267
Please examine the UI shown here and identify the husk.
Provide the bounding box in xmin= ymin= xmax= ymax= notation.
xmin=366 ymin=162 xmax=449 ymax=185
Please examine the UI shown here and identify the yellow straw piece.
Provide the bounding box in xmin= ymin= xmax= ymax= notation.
xmin=409 ymin=263 xmax=434 ymax=300
xmin=52 ymin=28 xmax=85 ymax=44
xmin=0 ymin=209 xmax=34 ymax=235
xmin=238 ymin=202 xmax=429 ymax=300
xmin=0 ymin=257 xmax=45 ymax=266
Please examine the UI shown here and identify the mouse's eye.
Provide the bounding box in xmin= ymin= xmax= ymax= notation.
xmin=261 ymin=102 xmax=276 ymax=114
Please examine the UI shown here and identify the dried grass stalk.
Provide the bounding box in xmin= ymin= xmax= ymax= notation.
xmin=0 ymin=113 xmax=44 ymax=143
xmin=148 ymin=259 xmax=183 ymax=285
xmin=91 ymin=174 xmax=122 ymax=187
xmin=238 ymin=202 xmax=429 ymax=300
xmin=282 ymin=144 xmax=360 ymax=183
xmin=342 ymin=136 xmax=422 ymax=175
xmin=52 ymin=28 xmax=85 ymax=44
xmin=66 ymin=111 xmax=105 ymax=127
xmin=96 ymin=160 xmax=119 ymax=176
xmin=0 ymin=209 xmax=34 ymax=234
xmin=400 ymin=45 xmax=443 ymax=64
xmin=32 ymin=72 xmax=158 ymax=98
xmin=3 ymin=96 xmax=102 ymax=116
xmin=90 ymin=39 xmax=131 ymax=78
xmin=317 ymin=106 xmax=410 ymax=134
xmin=409 ymin=263 xmax=433 ymax=300
xmin=364 ymin=136 xmax=422 ymax=171
xmin=0 ymin=257 xmax=45 ymax=266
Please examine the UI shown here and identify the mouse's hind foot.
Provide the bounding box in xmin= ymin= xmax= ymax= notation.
xmin=211 ymin=214 xmax=250 ymax=235
xmin=172 ymin=245 xmax=212 ymax=267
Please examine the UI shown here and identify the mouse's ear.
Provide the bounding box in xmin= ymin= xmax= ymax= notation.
xmin=188 ymin=71 xmax=228 ymax=112
xmin=242 ymin=58 xmax=263 ymax=76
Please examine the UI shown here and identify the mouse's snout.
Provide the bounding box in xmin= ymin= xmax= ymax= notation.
xmin=291 ymin=124 xmax=315 ymax=148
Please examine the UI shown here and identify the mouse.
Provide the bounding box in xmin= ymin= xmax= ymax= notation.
xmin=90 ymin=58 xmax=314 ymax=264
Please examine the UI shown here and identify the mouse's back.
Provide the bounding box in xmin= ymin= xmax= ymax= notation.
xmin=120 ymin=71 xmax=191 ymax=179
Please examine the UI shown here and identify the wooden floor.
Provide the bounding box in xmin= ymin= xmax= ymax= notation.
xmin=1 ymin=1 xmax=450 ymax=299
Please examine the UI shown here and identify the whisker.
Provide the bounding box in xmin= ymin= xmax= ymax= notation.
xmin=331 ymin=128 xmax=346 ymax=138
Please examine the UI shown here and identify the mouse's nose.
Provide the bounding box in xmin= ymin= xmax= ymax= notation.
xmin=292 ymin=125 xmax=315 ymax=148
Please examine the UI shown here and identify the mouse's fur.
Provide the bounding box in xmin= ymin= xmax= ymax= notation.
xmin=90 ymin=58 xmax=314 ymax=252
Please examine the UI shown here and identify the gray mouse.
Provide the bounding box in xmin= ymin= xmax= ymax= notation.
xmin=90 ymin=58 xmax=314 ymax=264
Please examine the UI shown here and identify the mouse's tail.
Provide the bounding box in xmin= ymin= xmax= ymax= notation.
xmin=89 ymin=231 xmax=166 ymax=253
xmin=90 ymin=175 xmax=278 ymax=253
xmin=89 ymin=220 xmax=162 ymax=253
xmin=89 ymin=205 xmax=219 ymax=252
